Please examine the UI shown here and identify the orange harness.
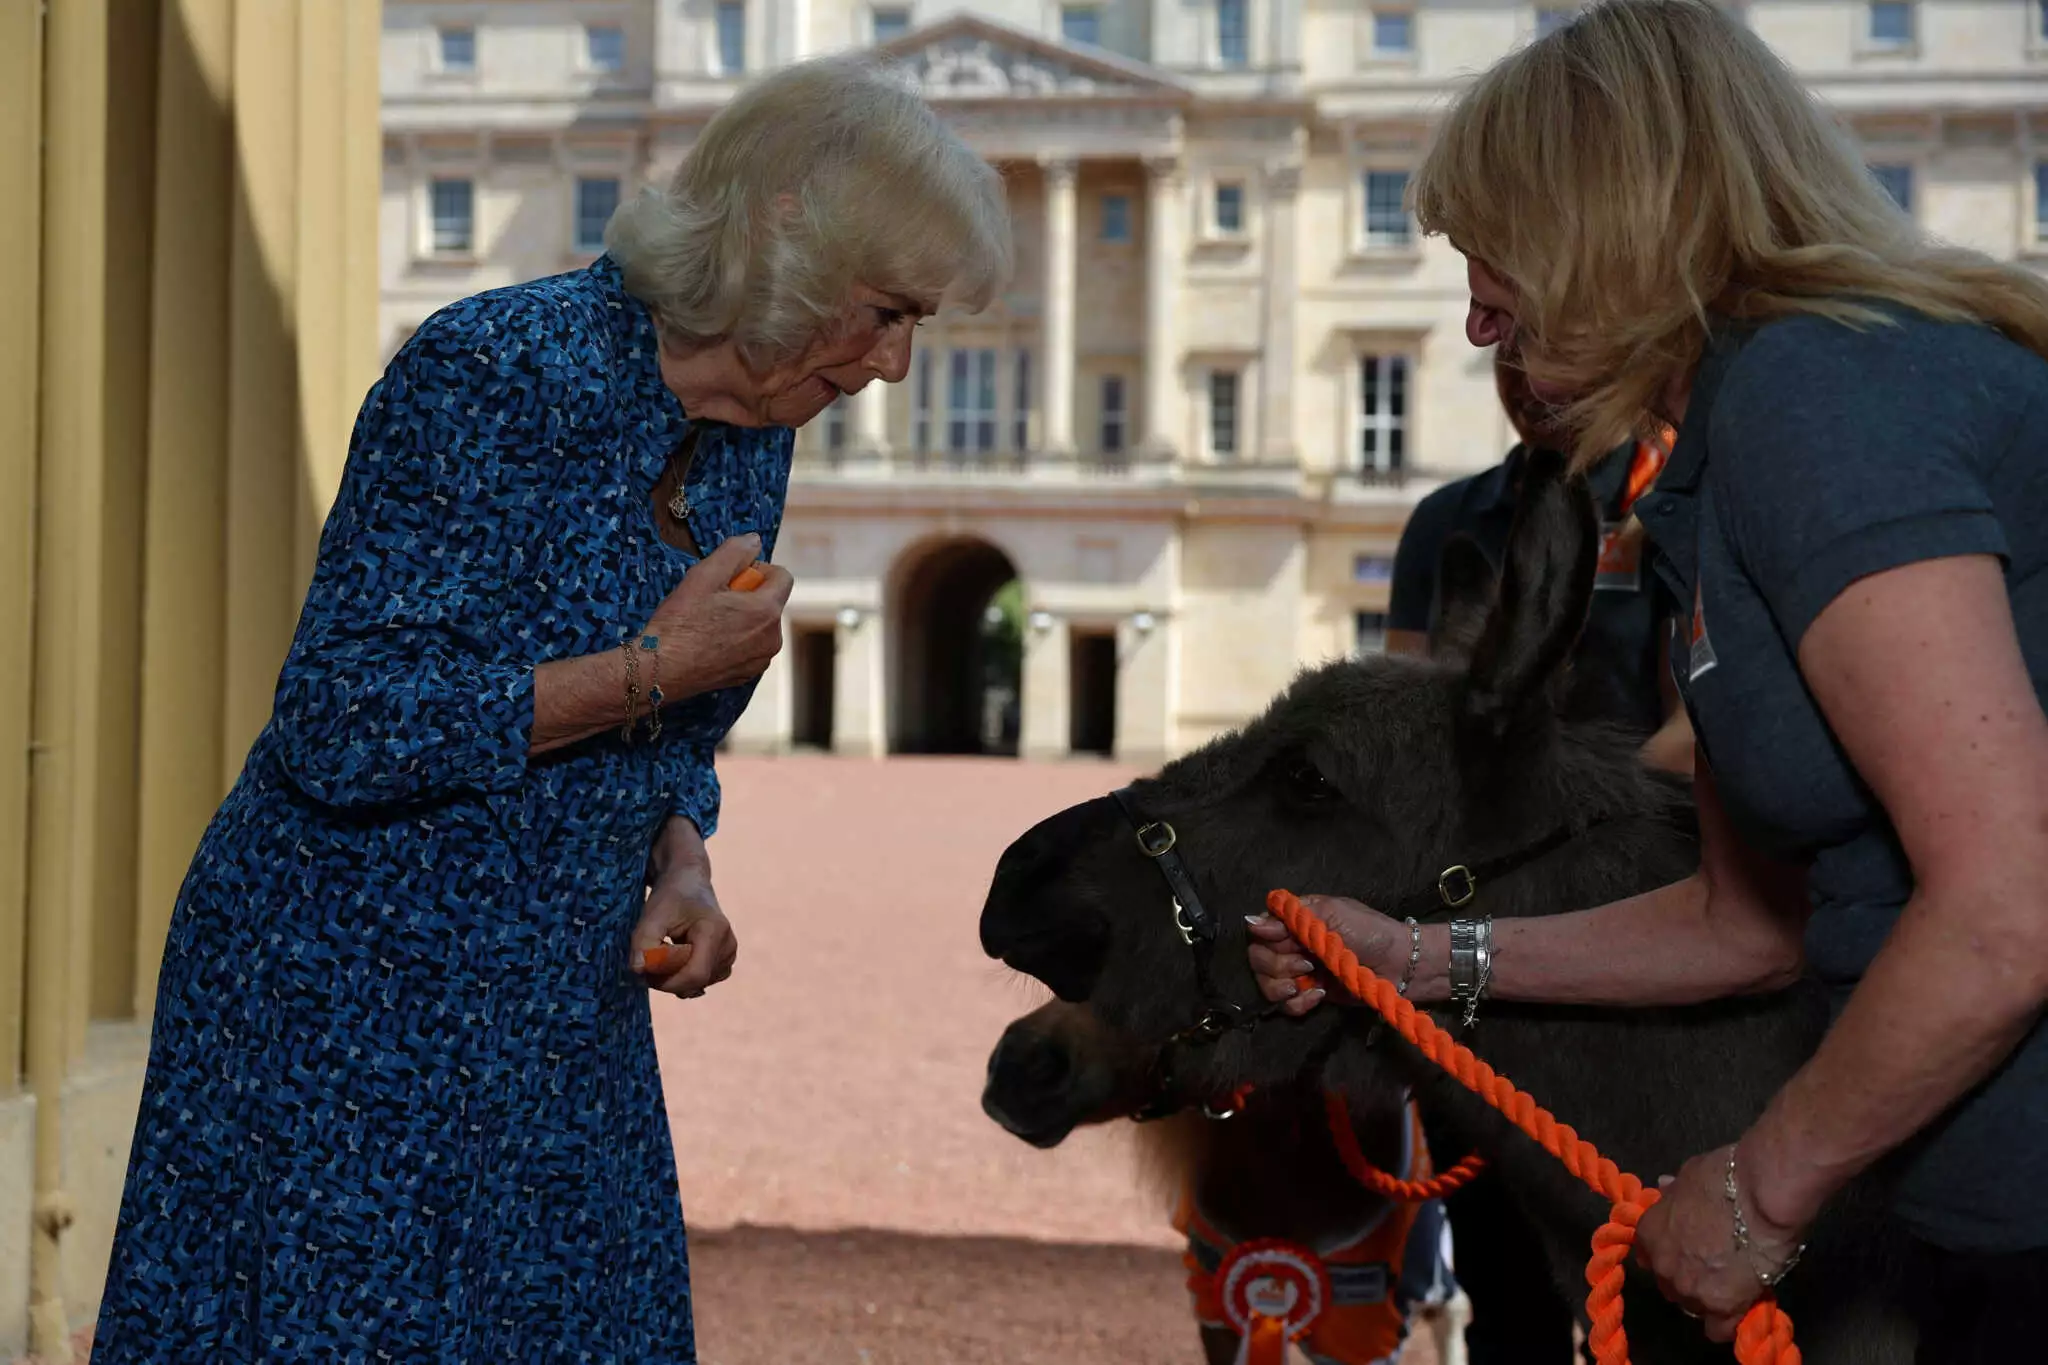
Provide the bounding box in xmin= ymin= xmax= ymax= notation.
xmin=1267 ymin=889 xmax=1801 ymax=1365
xmin=1175 ymin=1101 xmax=1477 ymax=1365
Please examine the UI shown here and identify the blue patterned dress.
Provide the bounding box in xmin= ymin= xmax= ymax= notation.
xmin=94 ymin=258 xmax=792 ymax=1363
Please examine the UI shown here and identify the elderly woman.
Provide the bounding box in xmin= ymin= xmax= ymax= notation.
xmin=93 ymin=55 xmax=1009 ymax=1362
xmin=1249 ymin=1 xmax=2048 ymax=1359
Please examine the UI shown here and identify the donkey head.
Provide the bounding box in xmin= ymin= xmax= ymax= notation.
xmin=978 ymin=454 xmax=1679 ymax=1105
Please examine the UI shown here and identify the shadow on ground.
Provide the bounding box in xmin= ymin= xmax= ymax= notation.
xmin=690 ymin=1224 xmax=1198 ymax=1365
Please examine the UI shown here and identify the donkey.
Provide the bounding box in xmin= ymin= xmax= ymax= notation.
xmin=978 ymin=454 xmax=1912 ymax=1363
xmin=985 ymin=997 xmax=1471 ymax=1365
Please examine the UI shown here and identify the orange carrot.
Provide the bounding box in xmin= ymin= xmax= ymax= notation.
xmin=728 ymin=564 xmax=767 ymax=592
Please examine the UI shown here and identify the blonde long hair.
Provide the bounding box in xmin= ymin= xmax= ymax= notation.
xmin=1411 ymin=0 xmax=2048 ymax=465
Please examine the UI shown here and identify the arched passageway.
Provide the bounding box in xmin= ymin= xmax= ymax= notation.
xmin=889 ymin=538 xmax=1022 ymax=756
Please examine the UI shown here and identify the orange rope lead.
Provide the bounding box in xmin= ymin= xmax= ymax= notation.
xmin=1266 ymin=889 xmax=1800 ymax=1365
xmin=1321 ymin=1090 xmax=1488 ymax=1202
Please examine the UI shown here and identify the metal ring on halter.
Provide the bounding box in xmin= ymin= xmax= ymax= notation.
xmin=1437 ymin=863 xmax=1478 ymax=908
xmin=1134 ymin=820 xmax=1177 ymax=858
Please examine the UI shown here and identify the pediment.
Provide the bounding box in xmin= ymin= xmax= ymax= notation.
xmin=878 ymin=12 xmax=1190 ymax=103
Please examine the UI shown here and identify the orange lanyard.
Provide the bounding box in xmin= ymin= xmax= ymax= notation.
xmin=1619 ymin=426 xmax=1674 ymax=516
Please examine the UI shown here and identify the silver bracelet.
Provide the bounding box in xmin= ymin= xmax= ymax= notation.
xmin=1464 ymin=916 xmax=1494 ymax=1029
xmin=1725 ymin=1146 xmax=1806 ymax=1290
xmin=1397 ymin=917 xmax=1423 ymax=996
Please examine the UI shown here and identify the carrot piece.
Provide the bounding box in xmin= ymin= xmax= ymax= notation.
xmin=728 ymin=564 xmax=767 ymax=592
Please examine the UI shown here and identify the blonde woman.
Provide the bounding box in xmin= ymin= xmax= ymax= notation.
xmin=1247 ymin=1 xmax=2048 ymax=1357
xmin=94 ymin=55 xmax=1009 ymax=1363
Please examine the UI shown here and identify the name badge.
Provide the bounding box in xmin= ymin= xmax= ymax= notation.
xmin=1594 ymin=518 xmax=1643 ymax=593
xmin=1688 ymin=580 xmax=1718 ymax=682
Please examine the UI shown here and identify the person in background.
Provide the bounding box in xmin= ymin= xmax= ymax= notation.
xmin=1388 ymin=353 xmax=1692 ymax=776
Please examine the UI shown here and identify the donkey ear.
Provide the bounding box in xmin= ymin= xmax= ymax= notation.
xmin=1427 ymin=533 xmax=1497 ymax=663
xmin=1460 ymin=449 xmax=1598 ymax=738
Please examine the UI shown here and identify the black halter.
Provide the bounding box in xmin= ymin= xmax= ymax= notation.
xmin=1109 ymin=784 xmax=1596 ymax=1060
xmin=1110 ymin=787 xmax=1264 ymax=1048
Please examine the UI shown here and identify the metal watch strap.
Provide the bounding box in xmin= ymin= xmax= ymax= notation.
xmin=1448 ymin=918 xmax=1479 ymax=1009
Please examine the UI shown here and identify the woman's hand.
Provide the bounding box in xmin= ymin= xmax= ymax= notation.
xmin=633 ymin=817 xmax=738 ymax=999
xmin=1634 ymin=1142 xmax=1808 ymax=1341
xmin=646 ymin=534 xmax=794 ymax=701
xmin=1246 ymin=895 xmax=1409 ymax=1016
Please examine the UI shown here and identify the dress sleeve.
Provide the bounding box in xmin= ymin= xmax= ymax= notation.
xmin=1709 ymin=316 xmax=2014 ymax=649
xmin=665 ymin=742 xmax=724 ymax=839
xmin=267 ymin=295 xmax=603 ymax=809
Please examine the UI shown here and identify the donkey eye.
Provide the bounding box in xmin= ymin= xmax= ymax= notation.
xmin=1281 ymin=754 xmax=1340 ymax=806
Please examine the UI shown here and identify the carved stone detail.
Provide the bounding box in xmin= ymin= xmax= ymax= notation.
xmin=901 ymin=36 xmax=1147 ymax=99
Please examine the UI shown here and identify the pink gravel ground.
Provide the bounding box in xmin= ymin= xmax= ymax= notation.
xmin=654 ymin=753 xmax=1168 ymax=1247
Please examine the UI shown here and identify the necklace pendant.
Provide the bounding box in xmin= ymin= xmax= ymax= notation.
xmin=667 ymin=485 xmax=692 ymax=523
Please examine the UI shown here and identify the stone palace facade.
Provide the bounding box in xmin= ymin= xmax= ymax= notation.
xmin=382 ymin=0 xmax=2048 ymax=763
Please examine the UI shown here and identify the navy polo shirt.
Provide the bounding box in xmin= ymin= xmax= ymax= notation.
xmin=1637 ymin=306 xmax=2048 ymax=1252
xmin=1390 ymin=442 xmax=1668 ymax=738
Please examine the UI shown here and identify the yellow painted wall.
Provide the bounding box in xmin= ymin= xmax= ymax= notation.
xmin=0 ymin=2 xmax=382 ymax=1356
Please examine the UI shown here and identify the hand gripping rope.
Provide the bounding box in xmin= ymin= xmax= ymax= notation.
xmin=1266 ymin=889 xmax=1800 ymax=1365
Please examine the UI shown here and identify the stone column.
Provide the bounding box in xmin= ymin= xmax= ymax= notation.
xmin=1018 ymin=614 xmax=1071 ymax=761
xmin=1142 ymin=155 xmax=1183 ymax=462
xmin=832 ymin=611 xmax=888 ymax=758
xmin=723 ymin=620 xmax=792 ymax=753
xmin=1259 ymin=160 xmax=1302 ymax=465
xmin=1040 ymin=157 xmax=1077 ymax=455
xmin=853 ymin=378 xmax=888 ymax=466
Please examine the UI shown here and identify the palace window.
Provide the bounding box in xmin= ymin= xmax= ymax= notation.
xmin=1362 ymin=170 xmax=1413 ymax=248
xmin=1101 ymin=192 xmax=1131 ymax=242
xmin=438 ymin=26 xmax=476 ymax=71
xmin=1209 ymin=370 xmax=1240 ymax=459
xmin=1868 ymin=163 xmax=1913 ymax=214
xmin=1100 ymin=375 xmax=1128 ymax=454
xmin=1213 ymin=182 xmax=1245 ymax=235
xmin=715 ymin=2 xmax=747 ymax=74
xmin=574 ymin=177 xmax=620 ymax=253
xmin=1372 ymin=9 xmax=1414 ymax=55
xmin=948 ymin=348 xmax=998 ymax=454
xmin=1358 ymin=354 xmax=1409 ymax=476
xmin=430 ymin=177 xmax=474 ymax=254
xmin=1061 ymin=5 xmax=1101 ymax=46
xmin=1866 ymin=1 xmax=1913 ymax=47
xmin=586 ymin=24 xmax=625 ymax=72
xmin=1217 ymin=0 xmax=1249 ymax=66
xmin=872 ymin=7 xmax=911 ymax=42
xmin=1013 ymin=350 xmax=1033 ymax=451
xmin=913 ymin=349 xmax=933 ymax=453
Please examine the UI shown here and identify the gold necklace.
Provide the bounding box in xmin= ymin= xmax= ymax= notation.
xmin=666 ymin=428 xmax=700 ymax=523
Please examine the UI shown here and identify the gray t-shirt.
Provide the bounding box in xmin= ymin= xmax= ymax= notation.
xmin=1636 ymin=305 xmax=2048 ymax=1253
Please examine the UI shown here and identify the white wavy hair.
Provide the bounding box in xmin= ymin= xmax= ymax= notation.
xmin=606 ymin=53 xmax=1013 ymax=364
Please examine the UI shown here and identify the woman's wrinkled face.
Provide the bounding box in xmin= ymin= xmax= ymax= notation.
xmin=756 ymin=284 xmax=929 ymax=428
xmin=1464 ymin=256 xmax=1575 ymax=406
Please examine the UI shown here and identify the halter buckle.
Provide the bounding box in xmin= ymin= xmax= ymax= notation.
xmin=1438 ymin=864 xmax=1478 ymax=908
xmin=1134 ymin=820 xmax=1177 ymax=858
